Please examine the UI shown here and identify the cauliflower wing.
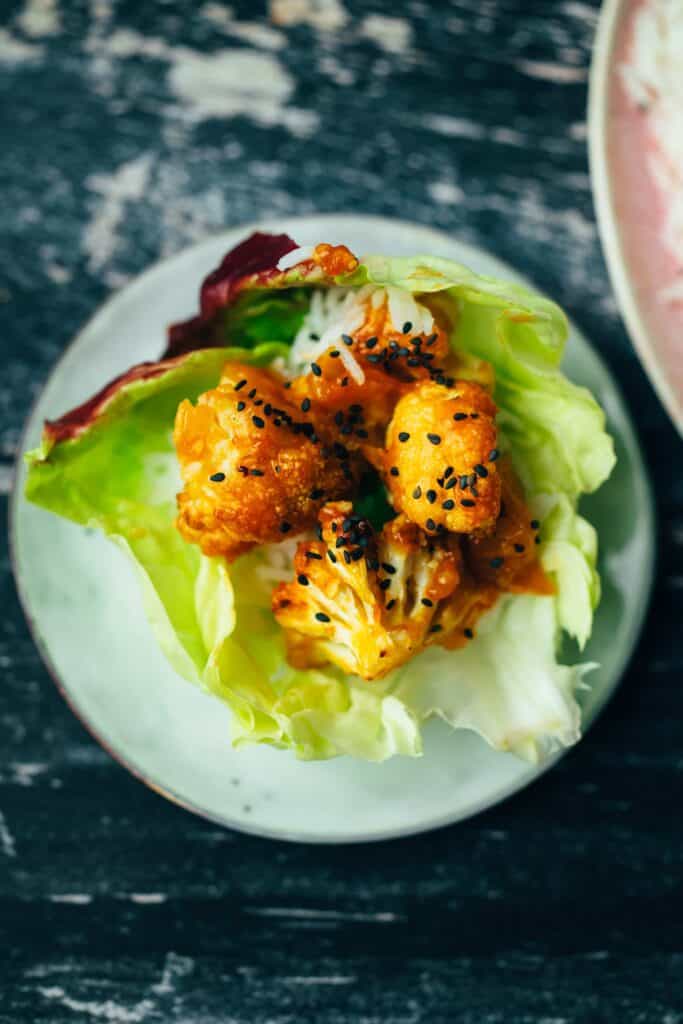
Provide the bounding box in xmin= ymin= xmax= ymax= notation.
xmin=289 ymin=349 xmax=402 ymax=449
xmin=465 ymin=458 xmax=554 ymax=594
xmin=174 ymin=363 xmax=356 ymax=560
xmin=382 ymin=379 xmax=502 ymax=536
xmin=288 ymin=286 xmax=464 ymax=448
xmin=272 ymin=501 xmax=489 ymax=680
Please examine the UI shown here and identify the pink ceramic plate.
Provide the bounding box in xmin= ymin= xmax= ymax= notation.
xmin=589 ymin=0 xmax=683 ymax=434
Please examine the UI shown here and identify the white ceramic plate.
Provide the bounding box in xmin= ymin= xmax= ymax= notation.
xmin=11 ymin=215 xmax=655 ymax=843
xmin=589 ymin=0 xmax=683 ymax=434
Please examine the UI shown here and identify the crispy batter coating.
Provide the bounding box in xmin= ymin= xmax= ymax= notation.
xmin=289 ymin=350 xmax=402 ymax=448
xmin=174 ymin=363 xmax=355 ymax=560
xmin=382 ymin=379 xmax=502 ymax=536
xmin=465 ymin=458 xmax=554 ymax=594
xmin=272 ymin=501 xmax=492 ymax=680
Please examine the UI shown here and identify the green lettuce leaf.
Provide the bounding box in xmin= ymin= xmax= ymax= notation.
xmin=25 ymin=246 xmax=615 ymax=763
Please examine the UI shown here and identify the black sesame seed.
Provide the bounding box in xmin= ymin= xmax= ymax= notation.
xmin=252 ymin=415 xmax=265 ymax=429
xmin=442 ymin=499 xmax=455 ymax=510
xmin=234 ymin=379 xmax=247 ymax=391
xmin=459 ymin=476 xmax=469 ymax=489
xmin=355 ymin=428 xmax=369 ymax=439
xmin=474 ymin=464 xmax=488 ymax=478
xmin=280 ymin=521 xmax=292 ymax=533
xmin=366 ymin=354 xmax=382 ymax=364
xmin=250 ymin=469 xmax=264 ymax=477
xmin=489 ymin=557 xmax=504 ymax=569
xmin=461 ymin=499 xmax=475 ymax=508
xmin=330 ymin=349 xmax=340 ymax=358
xmin=341 ymin=376 xmax=349 ymax=387
xmin=310 ymin=333 xmax=320 ymax=341
xmin=335 ymin=536 xmax=346 ymax=549
xmin=253 ymin=398 xmax=263 ymax=407
xmin=426 ymin=517 xmax=436 ymax=531
xmin=343 ymin=550 xmax=352 ymax=564
xmin=297 ymin=574 xmax=309 ymax=586
xmin=381 ymin=562 xmax=396 ymax=575
xmin=284 ymin=381 xmax=291 ymax=389
xmin=248 ymin=388 xmax=256 ymax=399
xmin=315 ymin=612 xmax=331 ymax=623
xmin=445 ymin=477 xmax=457 ymax=490
xmin=421 ymin=597 xmax=433 ymax=607
xmin=402 ymin=321 xmax=412 ymax=334
xmin=311 ymin=362 xmax=322 ymax=377
xmin=379 ymin=578 xmax=391 ymax=591
xmin=398 ymin=431 xmax=410 ymax=442
xmin=327 ymin=549 xmax=337 ymax=564
xmin=430 ymin=623 xmax=443 ymax=633
xmin=209 ymin=472 xmax=226 ymax=482
xmin=351 ymin=548 xmax=364 ymax=562
xmin=453 ymin=412 xmax=467 ymax=421
xmin=426 ymin=333 xmax=437 ymax=346
xmin=444 ymin=466 xmax=454 ymax=478
xmin=514 ymin=543 xmax=525 ymax=553
xmin=530 ymin=519 xmax=540 ymax=530
xmin=301 ymin=398 xmax=311 ymax=412
xmin=426 ymin=490 xmax=437 ymax=504
xmin=488 ymin=449 xmax=499 ymax=462
xmin=470 ymin=413 xmax=479 ymax=419
xmin=412 ymin=486 xmax=422 ymax=499
xmin=237 ymin=401 xmax=246 ymax=411
xmin=427 ymin=433 xmax=441 ymax=445
xmin=469 ymin=473 xmax=477 ymax=487
xmin=535 ymin=536 xmax=541 ymax=545
xmin=386 ymin=598 xmax=396 ymax=611
xmin=390 ymin=466 xmax=400 ymax=477
xmin=342 ymin=334 xmax=353 ymax=346
xmin=365 ymin=336 xmax=378 ymax=349
xmin=334 ymin=411 xmax=344 ymax=426
xmin=471 ymin=486 xmax=479 ymax=498
xmin=306 ymin=551 xmax=322 ymax=560
xmin=464 ymin=628 xmax=474 ymax=639
xmin=349 ymin=403 xmax=362 ymax=414
xmin=407 ymin=357 xmax=421 ymax=367
xmin=309 ymin=488 xmax=324 ymax=500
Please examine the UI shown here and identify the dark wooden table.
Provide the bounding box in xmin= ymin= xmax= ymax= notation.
xmin=2 ymin=1 xmax=681 ymax=1020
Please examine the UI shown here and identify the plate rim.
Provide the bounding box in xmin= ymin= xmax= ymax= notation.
xmin=9 ymin=214 xmax=657 ymax=843
xmin=588 ymin=0 xmax=683 ymax=436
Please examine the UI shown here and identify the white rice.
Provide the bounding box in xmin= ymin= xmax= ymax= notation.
xmin=620 ymin=0 xmax=683 ymax=304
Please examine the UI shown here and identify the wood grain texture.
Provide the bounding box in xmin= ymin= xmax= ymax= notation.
xmin=1 ymin=0 xmax=682 ymax=1020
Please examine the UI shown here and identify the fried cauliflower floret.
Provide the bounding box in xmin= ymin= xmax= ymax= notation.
xmin=382 ymin=379 xmax=502 ymax=536
xmin=348 ymin=290 xmax=452 ymax=374
xmin=174 ymin=363 xmax=355 ymax=560
xmin=465 ymin=458 xmax=554 ymax=594
xmin=272 ymin=501 xmax=482 ymax=681
xmin=287 ymin=287 xmax=463 ymax=449
xmin=289 ymin=349 xmax=402 ymax=448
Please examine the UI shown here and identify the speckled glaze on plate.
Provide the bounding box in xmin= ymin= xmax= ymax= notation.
xmin=589 ymin=0 xmax=683 ymax=434
xmin=10 ymin=215 xmax=655 ymax=843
